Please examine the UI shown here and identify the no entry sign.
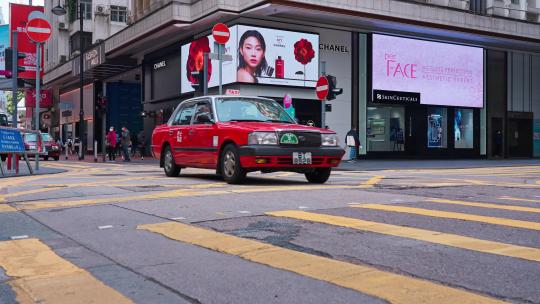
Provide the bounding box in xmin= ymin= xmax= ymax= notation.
xmin=26 ymin=18 xmax=52 ymax=43
xmin=316 ymin=76 xmax=329 ymax=101
xmin=212 ymin=23 xmax=230 ymax=44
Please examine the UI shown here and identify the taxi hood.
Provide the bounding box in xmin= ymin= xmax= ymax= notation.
xmin=220 ymin=122 xmax=335 ymax=133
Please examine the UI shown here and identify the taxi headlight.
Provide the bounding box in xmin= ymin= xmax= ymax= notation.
xmin=321 ymin=134 xmax=339 ymax=146
xmin=248 ymin=132 xmax=278 ymax=145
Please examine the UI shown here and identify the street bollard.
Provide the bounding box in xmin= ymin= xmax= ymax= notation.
xmin=65 ymin=143 xmax=69 ymax=160
xmin=94 ymin=140 xmax=97 ymax=162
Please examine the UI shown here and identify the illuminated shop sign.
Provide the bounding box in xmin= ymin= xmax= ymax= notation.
xmin=372 ymin=34 xmax=484 ymax=108
xmin=180 ymin=25 xmax=319 ymax=93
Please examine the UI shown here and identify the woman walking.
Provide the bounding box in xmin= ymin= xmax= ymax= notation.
xmin=106 ymin=127 xmax=117 ymax=161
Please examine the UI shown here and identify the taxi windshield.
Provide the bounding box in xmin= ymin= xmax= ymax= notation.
xmin=215 ymin=98 xmax=295 ymax=123
xmin=42 ymin=133 xmax=52 ymax=142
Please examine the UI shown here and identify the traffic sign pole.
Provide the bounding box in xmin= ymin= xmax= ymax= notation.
xmin=35 ymin=42 xmax=40 ymax=171
xmin=219 ymin=43 xmax=222 ymax=95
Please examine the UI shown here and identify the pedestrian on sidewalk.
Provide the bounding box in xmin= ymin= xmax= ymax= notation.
xmin=121 ymin=127 xmax=131 ymax=162
xmin=106 ymin=127 xmax=117 ymax=161
xmin=137 ymin=130 xmax=146 ymax=160
xmin=345 ymin=127 xmax=360 ymax=162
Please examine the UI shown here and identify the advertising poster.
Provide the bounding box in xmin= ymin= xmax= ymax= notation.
xmin=180 ymin=25 xmax=319 ymax=93
xmin=180 ymin=29 xmax=238 ymax=93
xmin=25 ymin=89 xmax=52 ymax=108
xmin=9 ymin=3 xmax=44 ymax=79
xmin=236 ymin=25 xmax=318 ymax=87
xmin=427 ymin=107 xmax=447 ymax=148
xmin=534 ymin=119 xmax=540 ymax=157
xmin=0 ymin=24 xmax=8 ymax=73
xmin=372 ymin=34 xmax=484 ymax=108
xmin=454 ymin=108 xmax=474 ymax=149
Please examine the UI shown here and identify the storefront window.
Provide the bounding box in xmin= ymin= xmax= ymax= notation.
xmin=454 ymin=108 xmax=474 ymax=149
xmin=367 ymin=107 xmax=405 ymax=151
xmin=427 ymin=107 xmax=447 ymax=148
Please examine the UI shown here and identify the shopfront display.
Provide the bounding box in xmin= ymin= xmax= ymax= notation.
xmin=368 ymin=34 xmax=485 ymax=158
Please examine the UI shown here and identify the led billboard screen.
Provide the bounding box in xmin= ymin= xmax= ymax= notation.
xmin=372 ymin=34 xmax=484 ymax=108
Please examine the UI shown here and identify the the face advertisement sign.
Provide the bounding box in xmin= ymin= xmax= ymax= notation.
xmin=372 ymin=34 xmax=484 ymax=108
xmin=180 ymin=25 xmax=319 ymax=93
xmin=9 ymin=3 xmax=45 ymax=79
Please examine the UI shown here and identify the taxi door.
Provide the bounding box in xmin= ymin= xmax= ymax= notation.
xmin=168 ymin=102 xmax=196 ymax=165
xmin=186 ymin=100 xmax=218 ymax=167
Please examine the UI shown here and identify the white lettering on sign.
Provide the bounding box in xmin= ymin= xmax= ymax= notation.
xmin=153 ymin=61 xmax=166 ymax=70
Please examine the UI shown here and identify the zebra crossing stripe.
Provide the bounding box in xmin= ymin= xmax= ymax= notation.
xmin=139 ymin=221 xmax=505 ymax=304
xmin=352 ymin=204 xmax=540 ymax=231
xmin=267 ymin=210 xmax=540 ymax=262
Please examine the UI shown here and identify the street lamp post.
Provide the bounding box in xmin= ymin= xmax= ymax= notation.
xmin=52 ymin=1 xmax=85 ymax=160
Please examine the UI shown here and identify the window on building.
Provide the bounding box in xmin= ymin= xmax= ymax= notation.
xmin=80 ymin=0 xmax=92 ymax=20
xmin=367 ymin=106 xmax=405 ymax=152
xmin=70 ymin=32 xmax=93 ymax=54
xmin=110 ymin=5 xmax=128 ymax=22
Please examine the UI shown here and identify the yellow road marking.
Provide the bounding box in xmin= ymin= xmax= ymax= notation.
xmin=427 ymin=198 xmax=540 ymax=213
xmin=0 ymin=204 xmax=16 ymax=212
xmin=0 ymin=238 xmax=132 ymax=304
xmin=361 ymin=175 xmax=384 ymax=187
xmin=352 ymin=204 xmax=540 ymax=231
xmin=0 ymin=187 xmax=65 ymax=202
xmin=267 ymin=210 xmax=540 ymax=262
xmin=450 ymin=179 xmax=539 ymax=188
xmin=139 ymin=221 xmax=504 ymax=304
xmin=500 ymin=196 xmax=540 ymax=203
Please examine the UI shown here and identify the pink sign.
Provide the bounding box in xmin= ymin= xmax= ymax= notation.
xmin=372 ymin=35 xmax=484 ymax=108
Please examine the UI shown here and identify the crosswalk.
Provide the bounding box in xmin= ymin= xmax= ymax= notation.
xmin=1 ymin=197 xmax=540 ymax=303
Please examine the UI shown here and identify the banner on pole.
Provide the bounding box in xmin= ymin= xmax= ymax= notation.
xmin=25 ymin=89 xmax=52 ymax=108
xmin=9 ymin=3 xmax=45 ymax=79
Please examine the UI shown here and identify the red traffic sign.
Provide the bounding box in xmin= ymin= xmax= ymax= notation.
xmin=316 ymin=76 xmax=329 ymax=101
xmin=212 ymin=23 xmax=230 ymax=44
xmin=26 ymin=18 xmax=52 ymax=43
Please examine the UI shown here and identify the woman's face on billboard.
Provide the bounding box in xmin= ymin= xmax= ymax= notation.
xmin=240 ymin=36 xmax=264 ymax=69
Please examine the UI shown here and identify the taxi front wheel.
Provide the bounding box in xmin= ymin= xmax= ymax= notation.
xmin=221 ymin=145 xmax=246 ymax=184
xmin=163 ymin=145 xmax=180 ymax=177
xmin=305 ymin=168 xmax=331 ymax=184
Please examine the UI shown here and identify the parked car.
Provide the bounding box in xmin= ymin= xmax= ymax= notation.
xmin=23 ymin=132 xmax=44 ymax=159
xmin=41 ymin=133 xmax=60 ymax=161
xmin=151 ymin=96 xmax=345 ymax=184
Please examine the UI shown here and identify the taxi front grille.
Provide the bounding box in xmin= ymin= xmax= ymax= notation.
xmin=278 ymin=131 xmax=321 ymax=147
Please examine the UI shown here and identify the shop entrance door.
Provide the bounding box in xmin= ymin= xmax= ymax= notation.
xmin=507 ymin=112 xmax=533 ymax=158
xmin=405 ymin=107 xmax=425 ymax=157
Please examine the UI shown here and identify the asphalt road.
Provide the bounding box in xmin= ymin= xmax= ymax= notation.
xmin=0 ymin=160 xmax=539 ymax=304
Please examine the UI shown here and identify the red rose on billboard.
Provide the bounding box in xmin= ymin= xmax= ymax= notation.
xmin=294 ymin=39 xmax=315 ymax=65
xmin=186 ymin=37 xmax=212 ymax=85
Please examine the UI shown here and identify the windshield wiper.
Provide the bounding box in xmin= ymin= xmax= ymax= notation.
xmin=228 ymin=119 xmax=267 ymax=122
xmin=266 ymin=120 xmax=294 ymax=124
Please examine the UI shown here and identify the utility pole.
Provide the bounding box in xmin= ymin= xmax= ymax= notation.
xmin=79 ymin=2 xmax=85 ymax=160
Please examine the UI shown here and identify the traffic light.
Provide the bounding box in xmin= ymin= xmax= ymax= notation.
xmin=190 ymin=70 xmax=205 ymax=94
xmin=326 ymin=75 xmax=343 ymax=101
xmin=5 ymin=48 xmax=26 ymax=78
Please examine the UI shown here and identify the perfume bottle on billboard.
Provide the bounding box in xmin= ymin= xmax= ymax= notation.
xmin=275 ymin=56 xmax=284 ymax=78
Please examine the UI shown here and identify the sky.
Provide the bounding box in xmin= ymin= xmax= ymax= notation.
xmin=0 ymin=0 xmax=45 ymax=24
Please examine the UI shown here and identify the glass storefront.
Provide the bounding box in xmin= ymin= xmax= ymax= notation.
xmin=367 ymin=107 xmax=405 ymax=152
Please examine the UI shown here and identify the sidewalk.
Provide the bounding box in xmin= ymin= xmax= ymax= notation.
xmin=60 ymin=153 xmax=159 ymax=165
xmin=1 ymin=161 xmax=66 ymax=178
xmin=337 ymin=158 xmax=540 ymax=171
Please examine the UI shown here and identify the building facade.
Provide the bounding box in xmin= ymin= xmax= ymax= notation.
xmin=43 ymin=0 xmax=540 ymax=158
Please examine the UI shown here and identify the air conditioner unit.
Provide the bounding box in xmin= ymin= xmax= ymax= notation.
xmin=59 ymin=22 xmax=68 ymax=30
xmin=95 ymin=5 xmax=109 ymax=15
xmin=59 ymin=55 xmax=67 ymax=64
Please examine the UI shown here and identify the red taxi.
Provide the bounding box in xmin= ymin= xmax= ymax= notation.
xmin=151 ymin=96 xmax=345 ymax=184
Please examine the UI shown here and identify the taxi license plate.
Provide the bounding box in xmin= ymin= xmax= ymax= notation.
xmin=293 ymin=152 xmax=312 ymax=165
